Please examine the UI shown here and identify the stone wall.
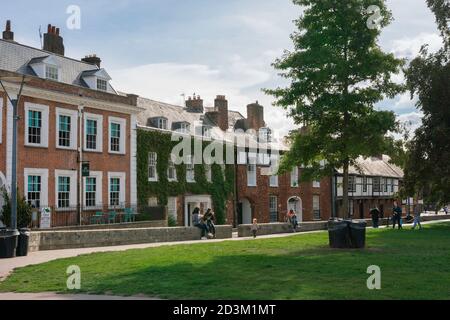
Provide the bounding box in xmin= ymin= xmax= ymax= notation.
xmin=39 ymin=220 xmax=167 ymax=231
xmin=29 ymin=225 xmax=232 ymax=252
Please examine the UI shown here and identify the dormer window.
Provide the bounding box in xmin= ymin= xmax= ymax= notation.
xmin=180 ymin=123 xmax=190 ymax=133
xmin=45 ymin=65 xmax=59 ymax=81
xmin=97 ymin=78 xmax=108 ymax=92
xmin=158 ymin=118 xmax=168 ymax=130
xmin=259 ymin=127 xmax=272 ymax=143
xmin=202 ymin=126 xmax=211 ymax=138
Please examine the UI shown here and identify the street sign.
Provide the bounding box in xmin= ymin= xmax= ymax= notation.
xmin=82 ymin=162 xmax=90 ymax=177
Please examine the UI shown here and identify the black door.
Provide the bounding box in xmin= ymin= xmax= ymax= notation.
xmin=360 ymin=202 xmax=364 ymax=219
xmin=237 ymin=203 xmax=243 ymax=225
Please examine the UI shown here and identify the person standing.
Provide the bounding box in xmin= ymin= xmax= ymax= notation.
xmin=370 ymin=207 xmax=380 ymax=228
xmin=444 ymin=206 xmax=448 ymax=215
xmin=251 ymin=218 xmax=259 ymax=238
xmin=392 ymin=201 xmax=403 ymax=230
xmin=412 ymin=200 xmax=422 ymax=230
xmin=204 ymin=209 xmax=216 ymax=238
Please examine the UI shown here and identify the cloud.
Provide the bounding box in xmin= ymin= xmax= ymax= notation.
xmin=398 ymin=111 xmax=423 ymax=133
xmin=391 ymin=33 xmax=443 ymax=59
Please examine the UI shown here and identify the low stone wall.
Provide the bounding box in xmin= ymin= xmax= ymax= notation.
xmin=29 ymin=225 xmax=233 ymax=252
xmin=238 ymin=215 xmax=450 ymax=237
xmin=34 ymin=220 xmax=167 ymax=232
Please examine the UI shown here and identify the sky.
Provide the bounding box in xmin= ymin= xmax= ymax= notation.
xmin=0 ymin=0 xmax=444 ymax=137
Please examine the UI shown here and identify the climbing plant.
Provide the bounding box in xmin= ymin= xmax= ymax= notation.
xmin=137 ymin=129 xmax=235 ymax=225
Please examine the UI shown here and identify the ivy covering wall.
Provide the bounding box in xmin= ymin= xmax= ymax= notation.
xmin=137 ymin=129 xmax=235 ymax=225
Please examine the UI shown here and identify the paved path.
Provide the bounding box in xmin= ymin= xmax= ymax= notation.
xmin=0 ymin=218 xmax=448 ymax=300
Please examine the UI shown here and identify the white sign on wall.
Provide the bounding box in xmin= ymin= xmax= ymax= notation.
xmin=40 ymin=207 xmax=52 ymax=229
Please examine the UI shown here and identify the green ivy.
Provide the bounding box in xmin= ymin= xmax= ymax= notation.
xmin=137 ymin=129 xmax=235 ymax=225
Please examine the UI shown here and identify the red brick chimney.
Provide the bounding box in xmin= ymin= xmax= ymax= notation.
xmin=82 ymin=54 xmax=102 ymax=68
xmin=214 ymin=95 xmax=229 ymax=131
xmin=246 ymin=101 xmax=265 ymax=130
xmin=2 ymin=20 xmax=14 ymax=41
xmin=186 ymin=94 xmax=204 ymax=113
xmin=43 ymin=24 xmax=65 ymax=55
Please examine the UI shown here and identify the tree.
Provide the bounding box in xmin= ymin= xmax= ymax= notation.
xmin=264 ymin=0 xmax=404 ymax=218
xmin=1 ymin=188 xmax=32 ymax=228
xmin=403 ymin=0 xmax=450 ymax=208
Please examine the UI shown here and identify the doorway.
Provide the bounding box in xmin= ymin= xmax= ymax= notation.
xmin=184 ymin=195 xmax=212 ymax=227
xmin=287 ymin=197 xmax=303 ymax=222
xmin=239 ymin=198 xmax=252 ymax=225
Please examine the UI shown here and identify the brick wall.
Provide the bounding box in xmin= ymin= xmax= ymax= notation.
xmin=0 ymin=94 xmax=6 ymax=176
xmin=236 ymin=165 xmax=332 ymax=223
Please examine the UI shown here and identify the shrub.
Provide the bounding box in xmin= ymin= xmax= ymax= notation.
xmin=1 ymin=189 xmax=32 ymax=229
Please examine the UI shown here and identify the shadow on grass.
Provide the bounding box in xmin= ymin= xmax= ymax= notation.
xmin=2 ymin=222 xmax=450 ymax=300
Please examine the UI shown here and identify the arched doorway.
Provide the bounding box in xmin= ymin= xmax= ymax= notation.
xmin=239 ymin=198 xmax=253 ymax=225
xmin=288 ymin=197 xmax=303 ymax=222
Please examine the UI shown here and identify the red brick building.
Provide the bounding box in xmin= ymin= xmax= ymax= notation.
xmin=0 ymin=22 xmax=142 ymax=226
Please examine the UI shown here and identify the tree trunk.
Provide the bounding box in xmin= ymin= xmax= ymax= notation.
xmin=342 ymin=159 xmax=350 ymax=219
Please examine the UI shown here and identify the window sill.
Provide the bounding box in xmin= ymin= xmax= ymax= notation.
xmin=55 ymin=207 xmax=77 ymax=212
xmin=83 ymin=149 xmax=103 ymax=154
xmin=108 ymin=151 xmax=126 ymax=156
xmin=56 ymin=146 xmax=77 ymax=151
xmin=148 ymin=178 xmax=159 ymax=183
xmin=25 ymin=143 xmax=48 ymax=149
xmin=168 ymin=179 xmax=178 ymax=183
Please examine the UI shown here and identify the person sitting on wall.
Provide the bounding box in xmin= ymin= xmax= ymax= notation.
xmin=204 ymin=208 xmax=216 ymax=239
xmin=287 ymin=209 xmax=299 ymax=232
xmin=192 ymin=207 xmax=208 ymax=240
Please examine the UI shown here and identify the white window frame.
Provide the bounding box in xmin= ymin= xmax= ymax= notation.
xmin=24 ymin=103 xmax=49 ymax=148
xmin=148 ymin=152 xmax=158 ymax=182
xmin=291 ymin=167 xmax=299 ymax=188
xmin=269 ymin=195 xmax=278 ymax=222
xmin=83 ymin=171 xmax=103 ymax=210
xmin=313 ymin=195 xmax=321 ymax=220
xmin=270 ymin=175 xmax=278 ymax=187
xmin=205 ymin=165 xmax=212 ymax=183
xmin=54 ymin=170 xmax=77 ymax=210
xmin=97 ymin=78 xmax=108 ymax=92
xmin=178 ymin=122 xmax=190 ymax=134
xmin=168 ymin=197 xmax=177 ymax=221
xmin=24 ymin=168 xmax=49 ymax=207
xmin=84 ymin=113 xmax=103 ymax=153
xmin=55 ymin=108 xmax=78 ymax=150
xmin=157 ymin=117 xmax=168 ymax=130
xmin=108 ymin=172 xmax=126 ymax=209
xmin=313 ymin=180 xmax=321 ymax=188
xmin=186 ymin=155 xmax=195 ymax=183
xmin=108 ymin=116 xmax=126 ymax=155
xmin=45 ymin=64 xmax=59 ymax=81
xmin=167 ymin=157 xmax=177 ymax=182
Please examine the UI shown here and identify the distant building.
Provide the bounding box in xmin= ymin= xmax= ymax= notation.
xmin=136 ymin=95 xmax=332 ymax=226
xmin=333 ymin=155 xmax=404 ymax=219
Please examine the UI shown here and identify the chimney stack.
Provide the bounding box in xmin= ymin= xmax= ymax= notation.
xmin=43 ymin=24 xmax=65 ymax=55
xmin=246 ymin=101 xmax=265 ymax=130
xmin=186 ymin=94 xmax=204 ymax=113
xmin=2 ymin=20 xmax=14 ymax=41
xmin=82 ymin=54 xmax=102 ymax=68
xmin=214 ymin=95 xmax=229 ymax=131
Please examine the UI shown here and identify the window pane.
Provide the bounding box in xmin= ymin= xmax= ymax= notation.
xmin=45 ymin=65 xmax=58 ymax=80
xmin=97 ymin=79 xmax=108 ymax=91
xmin=27 ymin=175 xmax=41 ymax=207
xmin=110 ymin=178 xmax=120 ymax=206
xmin=85 ymin=177 xmax=96 ymax=207
xmin=28 ymin=110 xmax=42 ymax=144
xmin=148 ymin=152 xmax=158 ymax=180
xmin=58 ymin=176 xmax=70 ymax=208
xmin=110 ymin=122 xmax=121 ymax=152
xmin=86 ymin=119 xmax=97 ymax=150
xmin=58 ymin=115 xmax=71 ymax=147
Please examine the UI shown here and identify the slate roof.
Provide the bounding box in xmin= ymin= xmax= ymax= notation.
xmin=0 ymin=39 xmax=116 ymax=92
xmin=336 ymin=155 xmax=404 ymax=178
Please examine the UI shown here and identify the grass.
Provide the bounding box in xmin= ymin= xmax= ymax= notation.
xmin=1 ymin=223 xmax=450 ymax=300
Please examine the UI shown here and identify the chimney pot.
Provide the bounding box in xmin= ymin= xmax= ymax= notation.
xmin=51 ymin=26 xmax=56 ymax=34
xmin=43 ymin=24 xmax=65 ymax=55
xmin=81 ymin=54 xmax=102 ymax=68
xmin=56 ymin=28 xmax=60 ymax=36
xmin=47 ymin=24 xmax=52 ymax=33
xmin=3 ymin=20 xmax=14 ymax=41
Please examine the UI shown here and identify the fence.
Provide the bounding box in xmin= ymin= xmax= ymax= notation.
xmin=30 ymin=204 xmax=167 ymax=229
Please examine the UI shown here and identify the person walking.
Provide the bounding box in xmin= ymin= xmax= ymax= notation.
xmin=251 ymin=218 xmax=259 ymax=238
xmin=412 ymin=200 xmax=422 ymax=230
xmin=370 ymin=207 xmax=380 ymax=228
xmin=392 ymin=201 xmax=403 ymax=230
xmin=192 ymin=207 xmax=208 ymax=239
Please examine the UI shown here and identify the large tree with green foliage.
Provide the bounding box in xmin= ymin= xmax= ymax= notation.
xmin=402 ymin=0 xmax=449 ymax=207
xmin=264 ymin=0 xmax=404 ymax=218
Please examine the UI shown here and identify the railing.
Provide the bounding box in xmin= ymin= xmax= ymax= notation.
xmin=29 ymin=204 xmax=167 ymax=229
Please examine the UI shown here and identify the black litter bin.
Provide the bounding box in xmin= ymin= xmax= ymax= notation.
xmin=348 ymin=221 xmax=367 ymax=249
xmin=16 ymin=228 xmax=31 ymax=257
xmin=328 ymin=220 xmax=351 ymax=249
xmin=0 ymin=229 xmax=20 ymax=259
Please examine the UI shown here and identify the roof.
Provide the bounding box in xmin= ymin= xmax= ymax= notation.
xmin=0 ymin=39 xmax=115 ymax=92
xmin=136 ymin=96 xmax=289 ymax=152
xmin=337 ymin=156 xmax=404 ymax=178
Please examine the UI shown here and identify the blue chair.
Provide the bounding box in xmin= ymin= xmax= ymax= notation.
xmin=108 ymin=211 xmax=117 ymax=224
xmin=90 ymin=212 xmax=104 ymax=225
xmin=124 ymin=208 xmax=135 ymax=223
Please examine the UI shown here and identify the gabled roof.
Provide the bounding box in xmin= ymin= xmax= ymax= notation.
xmin=337 ymin=155 xmax=404 ymax=178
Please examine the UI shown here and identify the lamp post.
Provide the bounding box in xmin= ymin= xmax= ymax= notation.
xmin=0 ymin=75 xmax=29 ymax=232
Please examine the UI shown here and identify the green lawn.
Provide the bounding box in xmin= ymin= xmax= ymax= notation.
xmin=1 ymin=223 xmax=450 ymax=300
